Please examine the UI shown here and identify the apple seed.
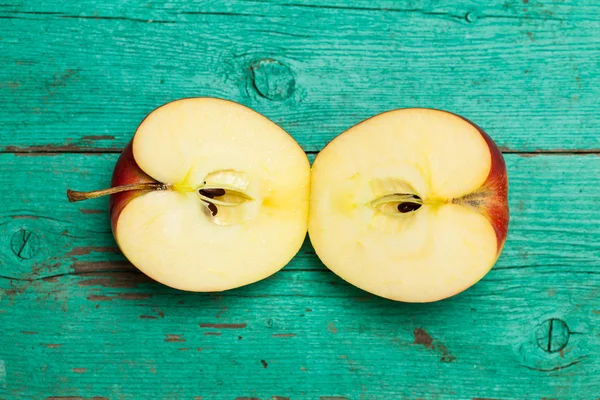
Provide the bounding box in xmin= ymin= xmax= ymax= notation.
xmin=397 ymin=202 xmax=422 ymax=213
xmin=199 ymin=188 xmax=226 ymax=198
xmin=207 ymin=202 xmax=218 ymax=216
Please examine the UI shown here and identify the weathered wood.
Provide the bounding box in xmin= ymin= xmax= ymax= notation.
xmin=1 ymin=0 xmax=600 ymax=152
xmin=2 ymin=0 xmax=600 ymax=398
xmin=1 ymin=153 xmax=599 ymax=398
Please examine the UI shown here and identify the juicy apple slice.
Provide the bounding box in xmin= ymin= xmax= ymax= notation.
xmin=70 ymin=98 xmax=310 ymax=292
xmin=308 ymin=108 xmax=509 ymax=302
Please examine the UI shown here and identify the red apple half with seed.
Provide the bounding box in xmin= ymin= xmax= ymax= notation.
xmin=69 ymin=98 xmax=310 ymax=291
xmin=308 ymin=108 xmax=509 ymax=302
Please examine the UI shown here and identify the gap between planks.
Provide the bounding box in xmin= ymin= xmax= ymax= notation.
xmin=1 ymin=149 xmax=599 ymax=156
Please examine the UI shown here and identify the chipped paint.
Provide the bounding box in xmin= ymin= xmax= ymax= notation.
xmin=86 ymin=295 xmax=114 ymax=301
xmin=272 ymin=333 xmax=296 ymax=338
xmin=80 ymin=209 xmax=105 ymax=214
xmin=3 ymin=144 xmax=122 ymax=152
xmin=87 ymin=293 xmax=152 ymax=301
xmin=67 ymin=246 xmax=120 ymax=256
xmin=71 ymin=261 xmax=132 ymax=274
xmin=413 ymin=328 xmax=433 ymax=348
xmin=78 ymin=273 xmax=153 ymax=289
xmin=11 ymin=215 xmax=39 ymax=220
xmin=82 ymin=135 xmax=116 ymax=141
xmin=164 ymin=334 xmax=185 ymax=343
xmin=413 ymin=328 xmax=456 ymax=362
xmin=328 ymin=322 xmax=338 ymax=334
xmin=199 ymin=323 xmax=246 ymax=329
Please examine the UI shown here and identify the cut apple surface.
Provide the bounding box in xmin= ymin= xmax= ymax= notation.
xmin=309 ymin=108 xmax=509 ymax=302
xmin=72 ymin=98 xmax=310 ymax=292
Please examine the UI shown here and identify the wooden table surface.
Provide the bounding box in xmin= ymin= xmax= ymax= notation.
xmin=1 ymin=1 xmax=599 ymax=398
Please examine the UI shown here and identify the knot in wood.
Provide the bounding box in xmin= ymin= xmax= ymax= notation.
xmin=465 ymin=12 xmax=478 ymax=23
xmin=10 ymin=228 xmax=40 ymax=260
xmin=536 ymin=318 xmax=570 ymax=353
xmin=250 ymin=59 xmax=295 ymax=101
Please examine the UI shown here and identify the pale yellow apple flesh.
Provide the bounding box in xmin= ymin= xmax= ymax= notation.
xmin=115 ymin=98 xmax=310 ymax=291
xmin=309 ymin=108 xmax=509 ymax=302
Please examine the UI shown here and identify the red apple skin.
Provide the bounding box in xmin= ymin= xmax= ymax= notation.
xmin=478 ymin=126 xmax=509 ymax=252
xmin=108 ymin=141 xmax=158 ymax=234
xmin=453 ymin=113 xmax=509 ymax=253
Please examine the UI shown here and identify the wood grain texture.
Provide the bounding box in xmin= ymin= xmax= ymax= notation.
xmin=1 ymin=153 xmax=599 ymax=399
xmin=2 ymin=0 xmax=600 ymax=398
xmin=1 ymin=0 xmax=600 ymax=152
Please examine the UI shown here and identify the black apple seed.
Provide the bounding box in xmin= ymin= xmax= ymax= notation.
xmin=207 ymin=202 xmax=218 ymax=216
xmin=397 ymin=202 xmax=421 ymax=213
xmin=199 ymin=188 xmax=226 ymax=198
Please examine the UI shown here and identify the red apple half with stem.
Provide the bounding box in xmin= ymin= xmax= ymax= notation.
xmin=308 ymin=108 xmax=509 ymax=302
xmin=68 ymin=98 xmax=310 ymax=292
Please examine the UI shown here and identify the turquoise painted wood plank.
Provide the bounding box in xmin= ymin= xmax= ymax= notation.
xmin=1 ymin=0 xmax=599 ymax=152
xmin=1 ymin=153 xmax=599 ymax=399
xmin=1 ymin=153 xmax=599 ymax=280
xmin=1 ymin=272 xmax=598 ymax=399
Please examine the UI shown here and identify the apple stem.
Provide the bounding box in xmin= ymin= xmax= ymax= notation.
xmin=66 ymin=183 xmax=167 ymax=203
